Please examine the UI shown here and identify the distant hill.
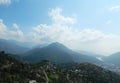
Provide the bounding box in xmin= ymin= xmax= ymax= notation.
xmin=103 ymin=52 xmax=120 ymax=67
xmin=23 ymin=42 xmax=74 ymax=63
xmin=0 ymin=39 xmax=30 ymax=54
xmin=23 ymin=42 xmax=101 ymax=64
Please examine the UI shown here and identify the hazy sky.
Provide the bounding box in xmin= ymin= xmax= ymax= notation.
xmin=0 ymin=0 xmax=120 ymax=55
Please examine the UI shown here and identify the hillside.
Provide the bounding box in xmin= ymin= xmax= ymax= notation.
xmin=0 ymin=51 xmax=68 ymax=83
xmin=0 ymin=51 xmax=120 ymax=83
xmin=66 ymin=62 xmax=120 ymax=83
xmin=103 ymin=52 xmax=120 ymax=67
xmin=0 ymin=39 xmax=29 ymax=54
xmin=23 ymin=42 xmax=101 ymax=64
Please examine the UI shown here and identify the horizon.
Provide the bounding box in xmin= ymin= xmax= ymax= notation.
xmin=0 ymin=0 xmax=120 ymax=55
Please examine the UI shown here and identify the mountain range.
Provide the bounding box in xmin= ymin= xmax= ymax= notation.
xmin=1 ymin=39 xmax=120 ymax=72
xmin=22 ymin=42 xmax=101 ymax=64
xmin=0 ymin=39 xmax=30 ymax=54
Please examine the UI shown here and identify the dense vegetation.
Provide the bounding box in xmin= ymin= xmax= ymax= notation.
xmin=0 ymin=51 xmax=120 ymax=83
xmin=66 ymin=62 xmax=120 ymax=83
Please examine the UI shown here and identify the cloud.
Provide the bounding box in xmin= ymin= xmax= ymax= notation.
xmin=109 ymin=5 xmax=120 ymax=12
xmin=0 ymin=0 xmax=11 ymax=5
xmin=27 ymin=8 xmax=120 ymax=55
xmin=0 ymin=0 xmax=18 ymax=5
xmin=28 ymin=8 xmax=76 ymax=44
xmin=1 ymin=7 xmax=120 ymax=55
xmin=49 ymin=7 xmax=76 ymax=25
xmin=13 ymin=23 xmax=20 ymax=30
xmin=0 ymin=19 xmax=25 ymax=41
xmin=106 ymin=20 xmax=112 ymax=25
xmin=29 ymin=21 xmax=120 ymax=55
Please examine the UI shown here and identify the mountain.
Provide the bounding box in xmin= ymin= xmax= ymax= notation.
xmin=0 ymin=39 xmax=30 ymax=54
xmin=34 ymin=43 xmax=48 ymax=49
xmin=23 ymin=42 xmax=101 ymax=64
xmin=23 ymin=42 xmax=74 ymax=63
xmin=1 ymin=51 xmax=120 ymax=83
xmin=103 ymin=52 xmax=120 ymax=67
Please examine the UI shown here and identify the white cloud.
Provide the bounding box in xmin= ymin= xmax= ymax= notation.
xmin=49 ymin=7 xmax=76 ymax=25
xmin=29 ymin=22 xmax=120 ymax=55
xmin=109 ymin=5 xmax=120 ymax=12
xmin=106 ymin=20 xmax=112 ymax=25
xmin=27 ymin=8 xmax=120 ymax=55
xmin=0 ymin=19 xmax=25 ymax=41
xmin=13 ymin=23 xmax=19 ymax=30
xmin=0 ymin=0 xmax=18 ymax=5
xmin=0 ymin=0 xmax=11 ymax=5
xmin=1 ymin=7 xmax=120 ymax=55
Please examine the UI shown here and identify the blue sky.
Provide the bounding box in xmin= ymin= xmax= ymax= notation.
xmin=1 ymin=0 xmax=120 ymax=55
xmin=0 ymin=0 xmax=120 ymax=33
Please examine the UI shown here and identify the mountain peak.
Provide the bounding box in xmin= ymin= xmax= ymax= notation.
xmin=49 ymin=42 xmax=63 ymax=46
xmin=48 ymin=42 xmax=67 ymax=49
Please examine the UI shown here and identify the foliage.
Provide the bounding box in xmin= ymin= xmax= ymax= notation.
xmin=0 ymin=51 xmax=120 ymax=83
